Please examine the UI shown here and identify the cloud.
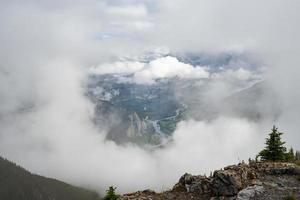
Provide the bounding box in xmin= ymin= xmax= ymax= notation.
xmin=90 ymin=61 xmax=145 ymax=75
xmin=212 ymin=68 xmax=254 ymax=81
xmin=90 ymin=56 xmax=209 ymax=84
xmin=134 ymin=56 xmax=209 ymax=84
xmin=0 ymin=0 xmax=300 ymax=196
xmin=0 ymin=106 xmax=264 ymax=193
xmin=106 ymin=4 xmax=148 ymax=18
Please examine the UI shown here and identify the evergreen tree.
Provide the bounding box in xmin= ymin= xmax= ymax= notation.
xmin=257 ymin=126 xmax=287 ymax=161
xmin=102 ymin=186 xmax=119 ymax=200
xmin=285 ymin=148 xmax=295 ymax=161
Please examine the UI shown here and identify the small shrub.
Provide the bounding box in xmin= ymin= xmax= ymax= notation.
xmin=102 ymin=186 xmax=120 ymax=200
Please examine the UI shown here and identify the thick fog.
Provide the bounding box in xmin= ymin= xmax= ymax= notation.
xmin=0 ymin=0 xmax=299 ymax=194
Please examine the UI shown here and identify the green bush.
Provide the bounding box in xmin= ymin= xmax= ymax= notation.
xmin=102 ymin=186 xmax=120 ymax=200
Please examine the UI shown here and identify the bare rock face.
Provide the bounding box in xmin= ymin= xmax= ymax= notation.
xmin=179 ymin=173 xmax=211 ymax=194
xmin=120 ymin=162 xmax=300 ymax=200
xmin=177 ymin=163 xmax=260 ymax=197
xmin=211 ymin=170 xmax=242 ymax=196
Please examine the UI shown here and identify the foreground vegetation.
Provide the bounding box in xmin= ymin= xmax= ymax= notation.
xmin=102 ymin=186 xmax=120 ymax=200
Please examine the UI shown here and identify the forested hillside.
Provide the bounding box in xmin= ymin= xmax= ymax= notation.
xmin=0 ymin=156 xmax=99 ymax=200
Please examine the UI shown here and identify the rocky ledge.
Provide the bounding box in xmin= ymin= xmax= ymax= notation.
xmin=120 ymin=162 xmax=300 ymax=200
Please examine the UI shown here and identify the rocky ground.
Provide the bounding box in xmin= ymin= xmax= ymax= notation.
xmin=119 ymin=162 xmax=300 ymax=200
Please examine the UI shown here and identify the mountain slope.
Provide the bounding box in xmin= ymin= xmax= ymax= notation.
xmin=0 ymin=156 xmax=99 ymax=200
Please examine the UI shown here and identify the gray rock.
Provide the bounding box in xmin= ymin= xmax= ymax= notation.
xmin=179 ymin=173 xmax=194 ymax=185
xmin=211 ymin=170 xmax=242 ymax=196
xmin=179 ymin=173 xmax=195 ymax=192
xmin=236 ymin=185 xmax=264 ymax=200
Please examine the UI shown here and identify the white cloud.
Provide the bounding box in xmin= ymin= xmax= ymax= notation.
xmin=106 ymin=4 xmax=148 ymax=18
xmin=90 ymin=56 xmax=209 ymax=84
xmin=212 ymin=68 xmax=259 ymax=82
xmin=134 ymin=56 xmax=209 ymax=84
xmin=90 ymin=61 xmax=145 ymax=75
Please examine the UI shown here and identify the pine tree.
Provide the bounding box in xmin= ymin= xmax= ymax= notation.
xmin=285 ymin=148 xmax=295 ymax=161
xmin=257 ymin=126 xmax=287 ymax=161
xmin=102 ymin=186 xmax=119 ymax=200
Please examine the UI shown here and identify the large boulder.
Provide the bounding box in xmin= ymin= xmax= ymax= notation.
xmin=178 ymin=173 xmax=212 ymax=194
xmin=211 ymin=170 xmax=243 ymax=196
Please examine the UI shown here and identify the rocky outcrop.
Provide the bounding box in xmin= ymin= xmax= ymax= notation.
xmin=120 ymin=162 xmax=300 ymax=200
xmin=177 ymin=163 xmax=255 ymax=197
xmin=177 ymin=162 xmax=300 ymax=198
xmin=211 ymin=170 xmax=243 ymax=196
xmin=178 ymin=173 xmax=211 ymax=194
xmin=236 ymin=185 xmax=264 ymax=200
